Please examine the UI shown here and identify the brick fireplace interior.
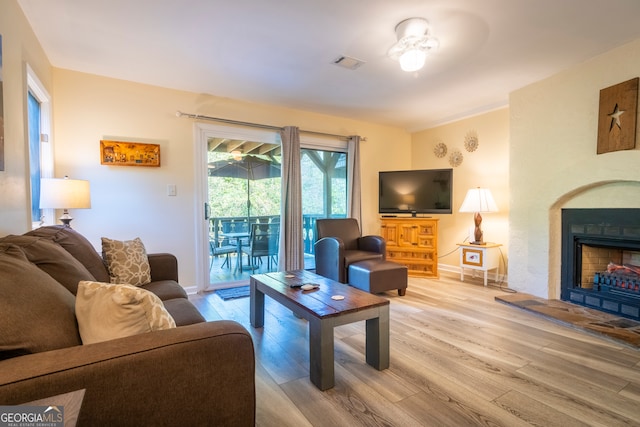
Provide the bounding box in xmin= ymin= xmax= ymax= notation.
xmin=561 ymin=208 xmax=640 ymax=320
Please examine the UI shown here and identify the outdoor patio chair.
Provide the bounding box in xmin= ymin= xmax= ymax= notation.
xmin=209 ymin=240 xmax=237 ymax=270
xmin=240 ymin=223 xmax=280 ymax=272
xmin=209 ymin=218 xmax=238 ymax=270
xmin=314 ymin=218 xmax=386 ymax=283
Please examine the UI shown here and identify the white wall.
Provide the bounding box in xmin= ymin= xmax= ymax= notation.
xmin=0 ymin=0 xmax=52 ymax=234
xmin=52 ymin=69 xmax=411 ymax=288
xmin=509 ymin=38 xmax=640 ymax=299
xmin=0 ymin=0 xmax=412 ymax=291
xmin=412 ymin=108 xmax=510 ymax=277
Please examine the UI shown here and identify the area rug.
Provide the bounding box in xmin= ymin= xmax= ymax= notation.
xmin=496 ymin=293 xmax=640 ymax=348
xmin=215 ymin=286 xmax=250 ymax=300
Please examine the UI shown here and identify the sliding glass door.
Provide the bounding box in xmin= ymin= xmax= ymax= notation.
xmin=207 ymin=138 xmax=282 ymax=287
xmin=196 ymin=122 xmax=350 ymax=291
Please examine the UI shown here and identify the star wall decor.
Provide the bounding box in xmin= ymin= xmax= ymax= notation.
xmin=608 ymin=104 xmax=625 ymax=131
xmin=597 ymin=77 xmax=638 ymax=154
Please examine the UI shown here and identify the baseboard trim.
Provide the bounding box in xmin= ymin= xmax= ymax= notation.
xmin=183 ymin=285 xmax=199 ymax=295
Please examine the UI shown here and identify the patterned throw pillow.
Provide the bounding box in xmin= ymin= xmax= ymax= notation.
xmin=75 ymin=280 xmax=176 ymax=345
xmin=101 ymin=237 xmax=151 ymax=286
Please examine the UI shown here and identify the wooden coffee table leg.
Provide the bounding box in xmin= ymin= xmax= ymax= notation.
xmin=250 ymin=278 xmax=265 ymax=327
xmin=365 ymin=306 xmax=390 ymax=370
xmin=308 ymin=317 xmax=335 ymax=391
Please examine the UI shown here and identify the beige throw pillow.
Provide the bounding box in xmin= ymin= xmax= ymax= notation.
xmin=102 ymin=237 xmax=151 ymax=286
xmin=75 ymin=280 xmax=176 ymax=345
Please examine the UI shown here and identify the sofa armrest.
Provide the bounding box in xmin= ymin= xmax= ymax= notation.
xmin=359 ymin=235 xmax=386 ymax=259
xmin=148 ymin=253 xmax=179 ymax=282
xmin=0 ymin=321 xmax=255 ymax=427
xmin=314 ymin=237 xmax=344 ymax=282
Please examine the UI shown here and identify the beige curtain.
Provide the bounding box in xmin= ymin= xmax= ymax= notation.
xmin=347 ymin=135 xmax=362 ymax=225
xmin=279 ymin=126 xmax=305 ymax=271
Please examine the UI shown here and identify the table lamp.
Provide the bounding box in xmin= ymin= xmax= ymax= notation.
xmin=40 ymin=176 xmax=91 ymax=227
xmin=459 ymin=187 xmax=498 ymax=245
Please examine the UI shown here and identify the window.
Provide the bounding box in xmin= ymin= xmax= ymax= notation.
xmin=301 ymin=149 xmax=347 ymax=218
xmin=26 ymin=66 xmax=53 ymax=228
xmin=300 ymin=136 xmax=349 ymax=268
xmin=27 ymin=91 xmax=41 ymax=223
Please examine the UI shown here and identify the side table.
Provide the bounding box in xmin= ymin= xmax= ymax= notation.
xmin=457 ymin=242 xmax=502 ymax=287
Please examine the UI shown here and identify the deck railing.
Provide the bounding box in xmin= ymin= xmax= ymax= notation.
xmin=211 ymin=214 xmax=344 ymax=255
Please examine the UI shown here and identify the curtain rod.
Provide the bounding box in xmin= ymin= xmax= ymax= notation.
xmin=176 ymin=111 xmax=365 ymax=141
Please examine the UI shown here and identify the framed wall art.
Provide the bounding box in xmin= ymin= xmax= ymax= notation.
xmin=100 ymin=140 xmax=160 ymax=167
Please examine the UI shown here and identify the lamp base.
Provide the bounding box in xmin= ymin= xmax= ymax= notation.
xmin=473 ymin=213 xmax=484 ymax=245
xmin=59 ymin=218 xmax=73 ymax=227
xmin=59 ymin=210 xmax=73 ymax=227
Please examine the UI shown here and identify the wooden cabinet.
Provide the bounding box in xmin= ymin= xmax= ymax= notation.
xmin=380 ymin=218 xmax=438 ymax=278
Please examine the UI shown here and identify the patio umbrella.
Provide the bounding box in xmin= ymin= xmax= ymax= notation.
xmin=208 ymin=155 xmax=281 ymax=220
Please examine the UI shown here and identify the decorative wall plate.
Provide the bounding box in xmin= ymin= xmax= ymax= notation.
xmin=433 ymin=142 xmax=447 ymax=158
xmin=464 ymin=131 xmax=479 ymax=152
xmin=449 ymin=149 xmax=463 ymax=167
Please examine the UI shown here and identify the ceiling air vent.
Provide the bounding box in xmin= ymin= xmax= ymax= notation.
xmin=332 ymin=55 xmax=365 ymax=70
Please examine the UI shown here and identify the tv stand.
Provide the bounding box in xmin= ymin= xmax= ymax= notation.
xmin=380 ymin=217 xmax=438 ymax=278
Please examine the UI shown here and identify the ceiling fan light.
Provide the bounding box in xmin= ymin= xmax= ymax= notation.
xmin=399 ymin=48 xmax=426 ymax=72
xmin=425 ymin=37 xmax=439 ymax=50
xmin=389 ymin=17 xmax=437 ymax=73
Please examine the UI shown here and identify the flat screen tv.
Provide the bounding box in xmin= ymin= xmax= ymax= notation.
xmin=379 ymin=168 xmax=453 ymax=215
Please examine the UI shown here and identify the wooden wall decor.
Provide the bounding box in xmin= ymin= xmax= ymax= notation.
xmin=597 ymin=77 xmax=638 ymax=154
xmin=100 ymin=140 xmax=160 ymax=167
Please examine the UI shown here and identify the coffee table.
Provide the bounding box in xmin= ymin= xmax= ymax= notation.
xmin=250 ymin=270 xmax=390 ymax=390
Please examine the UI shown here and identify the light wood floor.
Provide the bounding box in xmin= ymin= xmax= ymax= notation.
xmin=189 ymin=274 xmax=640 ymax=426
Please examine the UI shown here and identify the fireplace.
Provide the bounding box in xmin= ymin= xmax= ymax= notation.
xmin=561 ymin=209 xmax=640 ymax=320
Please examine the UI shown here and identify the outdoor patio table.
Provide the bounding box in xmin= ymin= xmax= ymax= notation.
xmin=221 ymin=231 xmax=250 ymax=272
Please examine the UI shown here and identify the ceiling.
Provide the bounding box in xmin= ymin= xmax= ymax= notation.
xmin=17 ymin=0 xmax=640 ymax=132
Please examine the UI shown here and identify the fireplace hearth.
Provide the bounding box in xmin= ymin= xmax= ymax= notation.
xmin=561 ymin=209 xmax=640 ymax=320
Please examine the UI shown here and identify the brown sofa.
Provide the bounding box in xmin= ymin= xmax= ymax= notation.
xmin=0 ymin=226 xmax=255 ymax=426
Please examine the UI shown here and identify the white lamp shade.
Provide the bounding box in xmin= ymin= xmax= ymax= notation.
xmin=40 ymin=178 xmax=91 ymax=209
xmin=459 ymin=188 xmax=498 ymax=213
xmin=399 ymin=48 xmax=426 ymax=72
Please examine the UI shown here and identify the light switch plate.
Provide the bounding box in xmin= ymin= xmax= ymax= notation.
xmin=167 ymin=184 xmax=177 ymax=196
